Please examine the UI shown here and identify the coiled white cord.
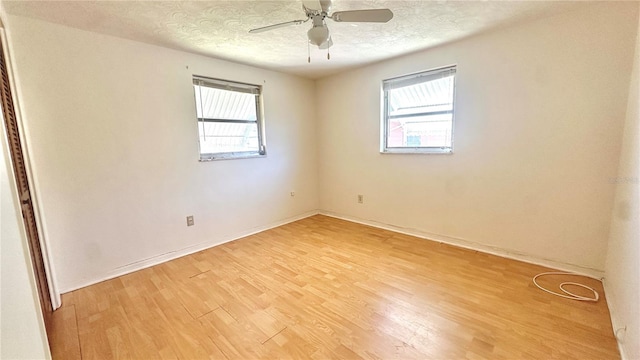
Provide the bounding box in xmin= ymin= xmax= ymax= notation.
xmin=533 ymin=272 xmax=599 ymax=302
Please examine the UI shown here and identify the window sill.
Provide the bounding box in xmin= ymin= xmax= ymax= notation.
xmin=381 ymin=147 xmax=453 ymax=155
xmin=199 ymin=152 xmax=266 ymax=161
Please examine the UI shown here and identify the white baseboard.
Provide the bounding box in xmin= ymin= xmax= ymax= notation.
xmin=62 ymin=209 xmax=605 ymax=293
xmin=602 ymin=280 xmax=629 ymax=360
xmin=319 ymin=210 xmax=605 ymax=278
xmin=61 ymin=210 xmax=320 ymax=293
xmin=61 ymin=209 xmax=621 ymax=356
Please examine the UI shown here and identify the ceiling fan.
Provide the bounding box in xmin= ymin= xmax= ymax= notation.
xmin=249 ymin=0 xmax=393 ymax=61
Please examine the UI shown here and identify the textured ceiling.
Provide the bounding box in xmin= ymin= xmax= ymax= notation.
xmin=3 ymin=0 xmax=581 ymax=79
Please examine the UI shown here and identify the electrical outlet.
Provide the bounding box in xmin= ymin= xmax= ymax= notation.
xmin=290 ymin=191 xmax=296 ymax=197
xmin=358 ymin=195 xmax=364 ymax=204
xmin=186 ymin=215 xmax=194 ymax=226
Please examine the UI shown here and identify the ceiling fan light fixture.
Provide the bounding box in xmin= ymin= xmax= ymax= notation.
xmin=307 ymin=26 xmax=329 ymax=46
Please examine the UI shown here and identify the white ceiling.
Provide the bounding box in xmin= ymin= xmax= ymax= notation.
xmin=3 ymin=0 xmax=581 ymax=79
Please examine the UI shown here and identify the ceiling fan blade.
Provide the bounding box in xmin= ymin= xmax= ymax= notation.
xmin=318 ymin=36 xmax=333 ymax=49
xmin=319 ymin=0 xmax=332 ymax=13
xmin=302 ymin=0 xmax=322 ymax=12
xmin=249 ymin=19 xmax=307 ymax=34
xmin=331 ymin=9 xmax=393 ymax=23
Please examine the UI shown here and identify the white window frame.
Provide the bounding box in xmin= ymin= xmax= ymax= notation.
xmin=381 ymin=65 xmax=457 ymax=154
xmin=193 ymin=76 xmax=266 ymax=161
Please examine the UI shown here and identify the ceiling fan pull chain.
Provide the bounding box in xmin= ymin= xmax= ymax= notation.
xmin=308 ymin=41 xmax=311 ymax=63
xmin=327 ymin=47 xmax=330 ymax=60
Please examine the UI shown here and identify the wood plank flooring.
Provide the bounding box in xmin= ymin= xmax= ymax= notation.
xmin=48 ymin=215 xmax=620 ymax=359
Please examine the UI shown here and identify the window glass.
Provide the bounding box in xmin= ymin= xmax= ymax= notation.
xmin=193 ymin=77 xmax=265 ymax=160
xmin=382 ymin=66 xmax=456 ymax=153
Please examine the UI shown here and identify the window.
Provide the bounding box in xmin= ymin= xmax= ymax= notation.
xmin=193 ymin=76 xmax=266 ymax=161
xmin=382 ymin=65 xmax=456 ymax=154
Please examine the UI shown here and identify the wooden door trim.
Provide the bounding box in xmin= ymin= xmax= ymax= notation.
xmin=0 ymin=27 xmax=60 ymax=311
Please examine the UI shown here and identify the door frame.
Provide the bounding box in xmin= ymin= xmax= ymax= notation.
xmin=0 ymin=23 xmax=60 ymax=310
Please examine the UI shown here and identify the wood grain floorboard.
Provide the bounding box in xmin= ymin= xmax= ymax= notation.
xmin=47 ymin=215 xmax=620 ymax=359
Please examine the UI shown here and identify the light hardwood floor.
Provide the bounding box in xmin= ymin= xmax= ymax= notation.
xmin=48 ymin=215 xmax=620 ymax=359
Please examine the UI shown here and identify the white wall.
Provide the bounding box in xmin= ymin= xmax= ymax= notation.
xmin=4 ymin=15 xmax=319 ymax=292
xmin=4 ymin=0 xmax=638 ymax=311
xmin=317 ymin=2 xmax=638 ymax=273
xmin=605 ymin=9 xmax=640 ymax=360
xmin=1 ymin=106 xmax=50 ymax=358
